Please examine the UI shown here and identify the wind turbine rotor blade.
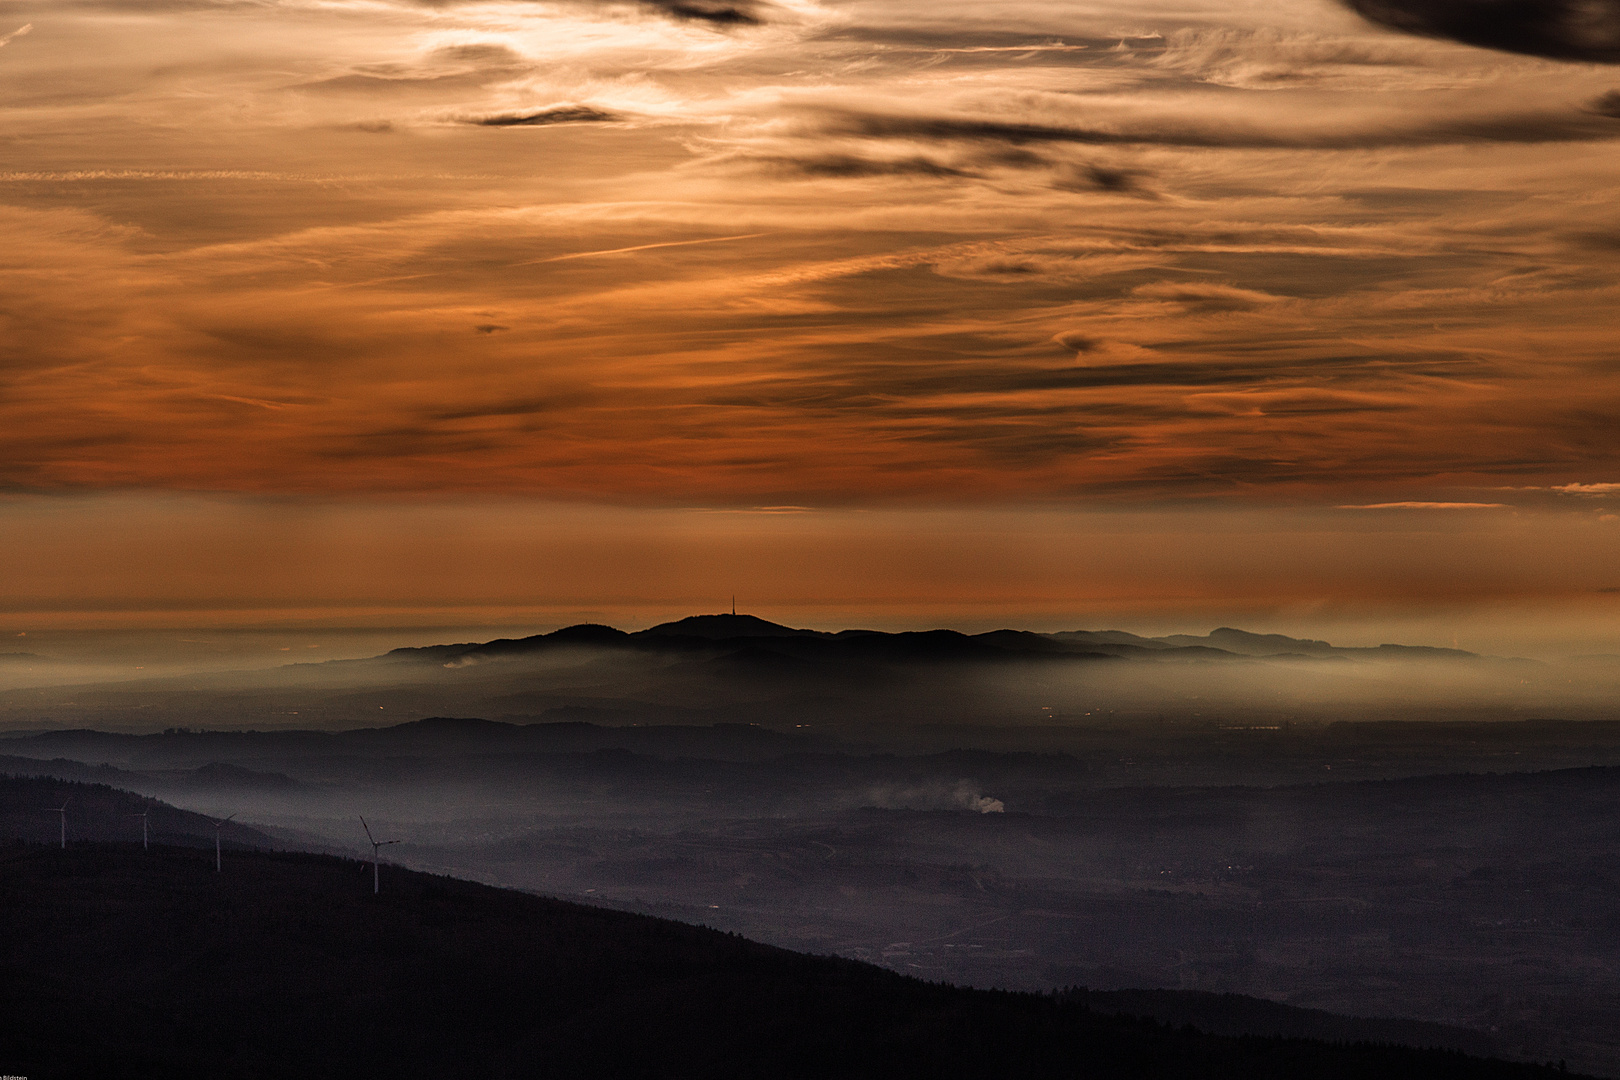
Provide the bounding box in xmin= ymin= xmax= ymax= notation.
xmin=360 ymin=816 xmax=376 ymax=844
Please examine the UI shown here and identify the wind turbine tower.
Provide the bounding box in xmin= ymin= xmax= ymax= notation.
xmin=210 ymin=813 xmax=236 ymax=872
xmin=47 ymin=795 xmax=72 ymax=849
xmin=360 ymin=816 xmax=401 ymax=895
xmin=133 ymin=806 xmax=151 ymax=850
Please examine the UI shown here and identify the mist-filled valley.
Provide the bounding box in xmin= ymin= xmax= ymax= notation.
xmin=8 ymin=614 xmax=1620 ymax=1073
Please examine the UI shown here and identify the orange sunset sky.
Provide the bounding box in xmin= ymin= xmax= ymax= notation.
xmin=1 ymin=0 xmax=1618 ymax=648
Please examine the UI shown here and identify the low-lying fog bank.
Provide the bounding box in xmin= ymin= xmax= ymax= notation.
xmin=3 ymin=615 xmax=1618 ymax=733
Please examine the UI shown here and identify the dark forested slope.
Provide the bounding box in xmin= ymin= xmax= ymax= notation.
xmin=1 ymin=837 xmax=1585 ymax=1080
xmin=0 ymin=772 xmax=273 ymax=849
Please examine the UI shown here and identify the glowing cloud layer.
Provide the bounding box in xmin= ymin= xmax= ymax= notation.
xmin=0 ymin=0 xmax=1614 ymax=508
xmin=1 ymin=0 xmax=1619 ymax=635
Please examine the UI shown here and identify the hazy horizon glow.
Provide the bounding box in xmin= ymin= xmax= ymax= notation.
xmin=0 ymin=494 xmax=1615 ymax=658
xmin=2 ymin=0 xmax=1618 ymax=643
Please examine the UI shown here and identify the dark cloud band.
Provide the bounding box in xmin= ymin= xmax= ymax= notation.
xmin=833 ymin=106 xmax=1620 ymax=149
xmin=645 ymin=0 xmax=762 ymax=23
xmin=471 ymin=106 xmax=621 ymax=127
xmin=1345 ymin=0 xmax=1620 ymax=62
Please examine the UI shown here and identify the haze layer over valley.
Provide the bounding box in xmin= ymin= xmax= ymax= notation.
xmin=2 ymin=613 xmax=1614 ymax=733
xmin=8 ymin=614 xmax=1620 ymax=1073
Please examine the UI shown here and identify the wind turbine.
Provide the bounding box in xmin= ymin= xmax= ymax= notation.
xmin=210 ymin=813 xmax=235 ymax=872
xmin=131 ymin=804 xmax=152 ymax=850
xmin=46 ymin=795 xmax=71 ymax=848
xmin=360 ymin=816 xmax=400 ymax=895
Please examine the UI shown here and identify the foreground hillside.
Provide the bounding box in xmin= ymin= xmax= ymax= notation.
xmin=0 ymin=772 xmax=274 ymax=850
xmin=9 ymin=735 xmax=1620 ymax=1071
xmin=1 ymin=841 xmax=1584 ymax=1080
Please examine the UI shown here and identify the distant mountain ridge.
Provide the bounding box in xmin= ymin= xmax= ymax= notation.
xmin=0 ymin=615 xmax=1524 ymax=738
xmin=0 ymin=754 xmax=300 ymax=793
xmin=384 ymin=615 xmax=1483 ymax=667
xmin=644 ymin=613 xmax=831 ymax=639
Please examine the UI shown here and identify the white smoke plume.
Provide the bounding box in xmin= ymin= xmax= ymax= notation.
xmin=862 ymin=779 xmax=1004 ymax=813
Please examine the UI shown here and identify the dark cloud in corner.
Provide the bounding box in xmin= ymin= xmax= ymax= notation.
xmin=472 ymin=105 xmax=622 ymax=127
xmin=1344 ymin=0 xmax=1620 ymax=63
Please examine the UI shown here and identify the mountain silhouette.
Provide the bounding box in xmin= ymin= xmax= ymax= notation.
xmin=639 ymin=613 xmax=828 ymax=639
xmin=377 ymin=617 xmax=1485 ymax=671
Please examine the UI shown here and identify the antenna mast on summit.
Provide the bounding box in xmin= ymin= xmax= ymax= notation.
xmin=732 ymin=595 xmax=736 ymax=616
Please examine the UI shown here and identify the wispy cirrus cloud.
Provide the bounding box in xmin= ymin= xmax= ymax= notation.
xmin=0 ymin=0 xmax=1617 ymax=512
xmin=1553 ymin=482 xmax=1620 ymax=495
xmin=1339 ymin=501 xmax=1510 ymax=509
